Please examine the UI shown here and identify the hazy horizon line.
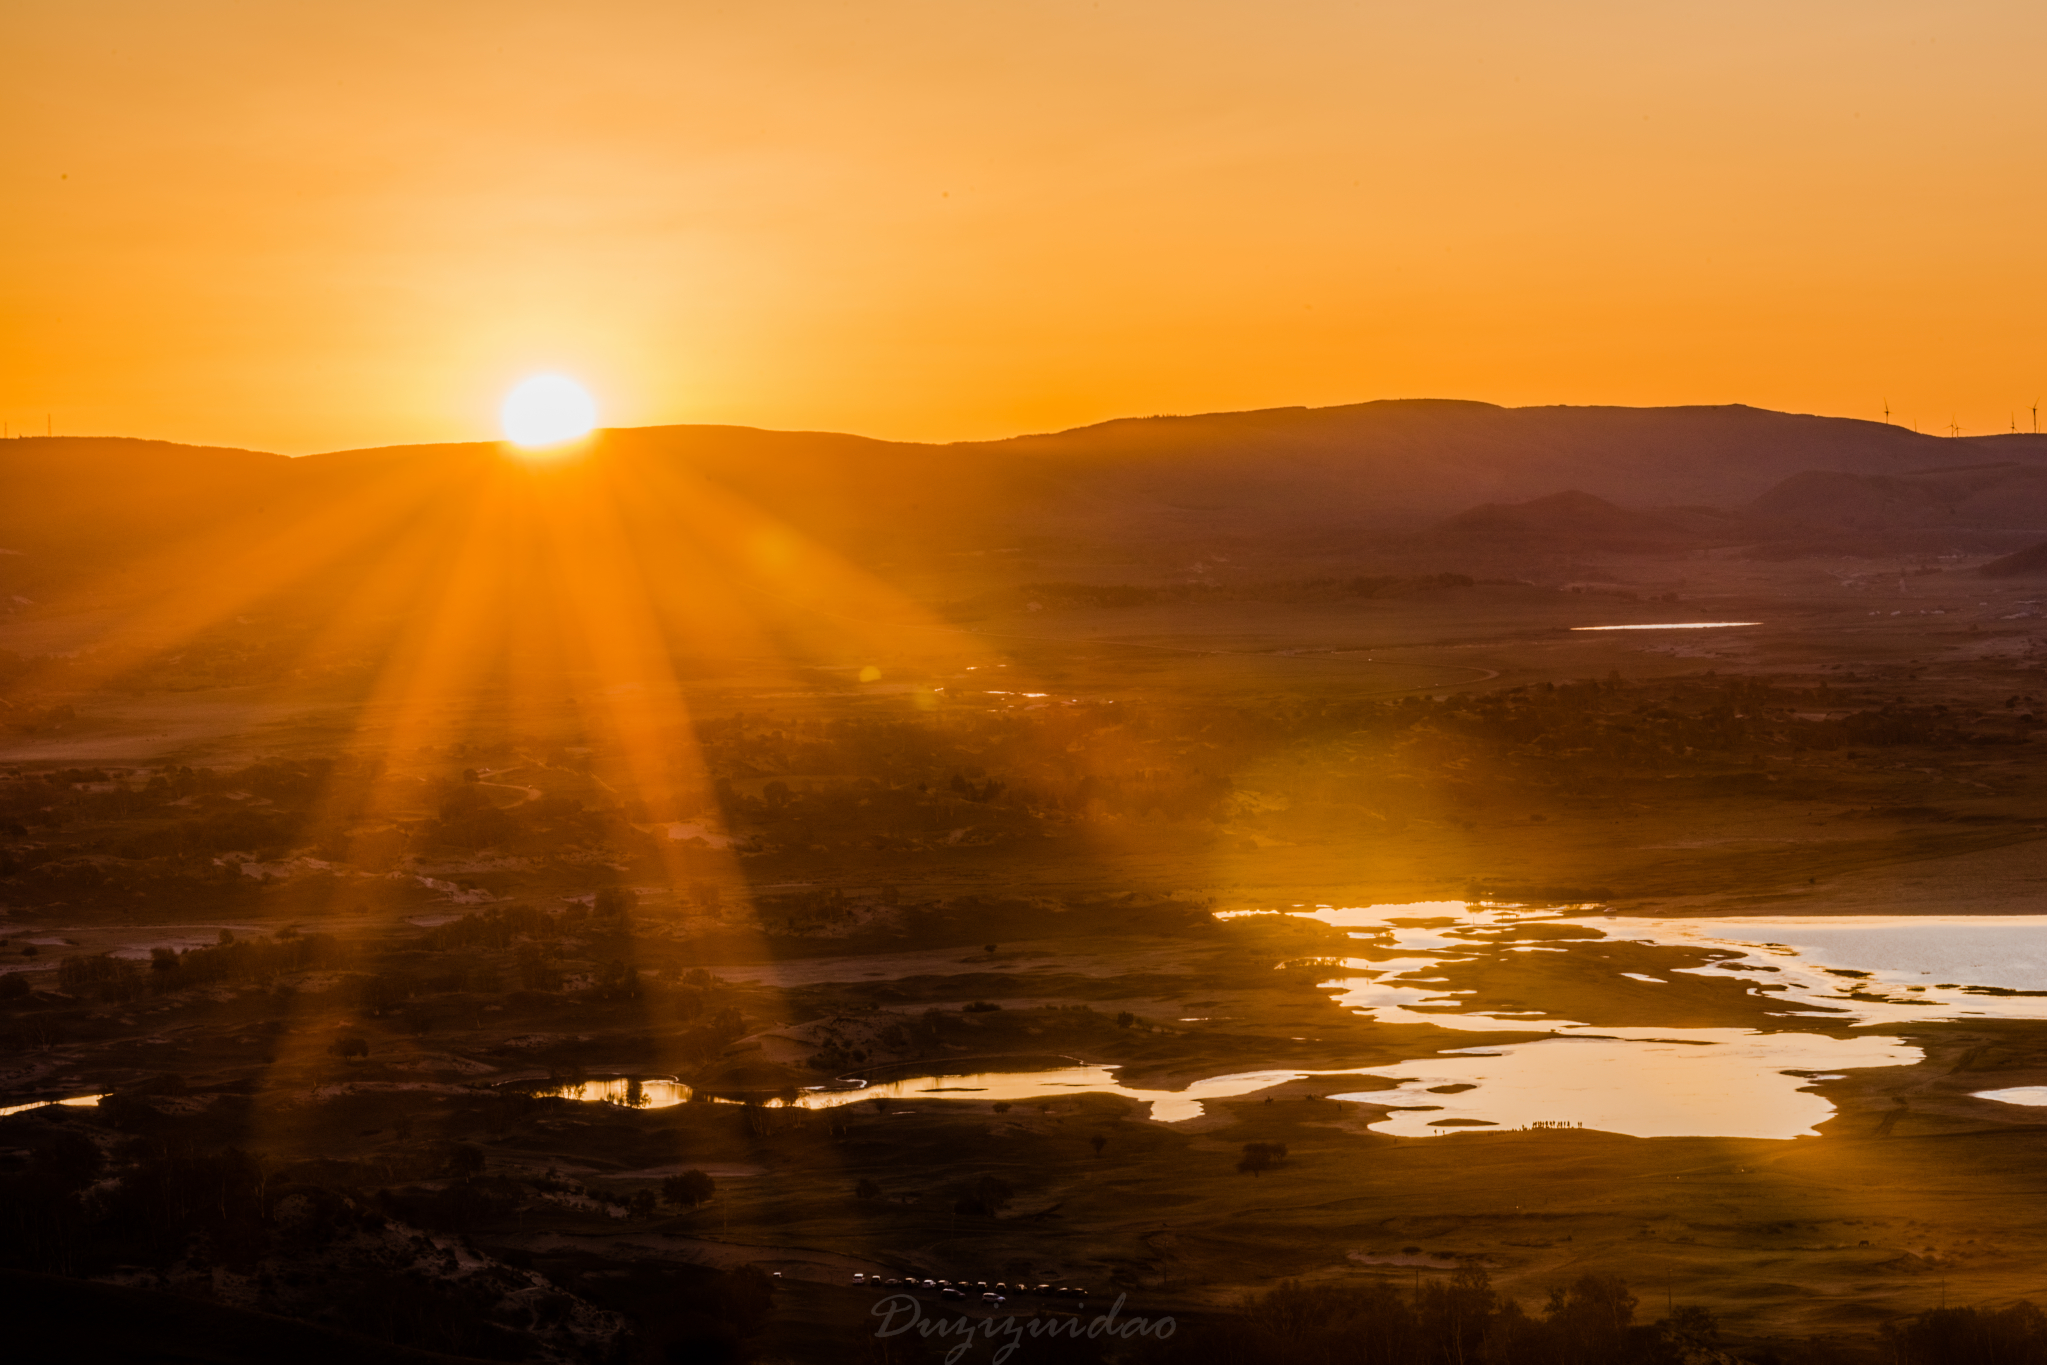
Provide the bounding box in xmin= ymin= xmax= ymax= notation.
xmin=9 ymin=395 xmax=2035 ymax=461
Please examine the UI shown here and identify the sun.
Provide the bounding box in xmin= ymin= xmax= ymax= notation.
xmin=500 ymin=374 xmax=598 ymax=448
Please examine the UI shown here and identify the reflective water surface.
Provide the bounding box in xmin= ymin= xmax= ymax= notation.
xmin=18 ymin=906 xmax=2035 ymax=1143
xmin=513 ymin=904 xmax=2047 ymax=1140
xmin=1281 ymin=902 xmax=2047 ymax=1138
xmin=1974 ymin=1087 xmax=2047 ymax=1107
xmin=529 ymin=1077 xmax=694 ymax=1108
xmin=528 ymin=1065 xmax=1381 ymax=1123
xmin=0 ymin=1093 xmax=105 ymax=1119
xmin=1333 ymin=1032 xmax=1914 ymax=1138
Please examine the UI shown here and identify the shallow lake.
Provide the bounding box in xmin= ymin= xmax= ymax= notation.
xmin=0 ymin=1093 xmax=104 ymax=1119
xmin=507 ymin=904 xmax=2047 ymax=1140
xmin=526 ymin=1065 xmax=1382 ymax=1124
xmin=1974 ymin=1086 xmax=2047 ymax=1107
xmin=16 ymin=905 xmax=2043 ymax=1143
xmin=1268 ymin=902 xmax=2047 ymax=1138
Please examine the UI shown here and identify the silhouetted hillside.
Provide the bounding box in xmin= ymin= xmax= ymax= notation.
xmin=1747 ymin=462 xmax=2047 ymax=530
xmin=0 ymin=437 xmax=288 ymax=553
xmin=962 ymin=400 xmax=2025 ymax=533
xmin=1433 ymin=489 xmax=1749 ymax=553
xmin=6 ymin=404 xmax=2045 ymax=595
xmin=1979 ymin=540 xmax=2047 ymax=577
xmin=0 ymin=1270 xmax=503 ymax=1364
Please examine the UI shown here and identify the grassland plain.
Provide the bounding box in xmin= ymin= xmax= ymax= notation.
xmin=4 ymin=547 xmax=2047 ymax=1362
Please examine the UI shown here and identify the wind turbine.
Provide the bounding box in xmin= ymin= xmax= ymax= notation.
xmin=1883 ymin=399 xmax=1891 ymax=425
xmin=1949 ymin=416 xmax=1962 ymax=438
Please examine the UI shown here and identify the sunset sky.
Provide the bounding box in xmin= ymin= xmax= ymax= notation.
xmin=7 ymin=0 xmax=2044 ymax=454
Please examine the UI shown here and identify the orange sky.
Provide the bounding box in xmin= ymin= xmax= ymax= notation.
xmin=6 ymin=1 xmax=2045 ymax=454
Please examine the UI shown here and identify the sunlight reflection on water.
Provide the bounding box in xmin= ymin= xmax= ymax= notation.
xmin=0 ymin=1093 xmax=105 ymax=1119
xmin=1975 ymin=1087 xmax=2047 ymax=1107
xmin=311 ymin=905 xmax=2047 ymax=1144
xmin=511 ymin=908 xmax=2046 ymax=1146
xmin=527 ymin=1066 xmax=1379 ymax=1124
xmin=1274 ymin=901 xmax=2047 ymax=1139
xmin=1332 ymin=1032 xmax=1915 ymax=1138
xmin=1569 ymin=622 xmax=1761 ymax=631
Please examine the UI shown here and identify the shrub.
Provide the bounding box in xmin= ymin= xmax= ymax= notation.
xmin=663 ymin=1170 xmax=715 ymax=1208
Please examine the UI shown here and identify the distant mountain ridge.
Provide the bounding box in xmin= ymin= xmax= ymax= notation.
xmin=1980 ymin=541 xmax=2047 ymax=577
xmin=1428 ymin=458 xmax=2047 ymax=558
xmin=1747 ymin=462 xmax=2047 ymax=530
xmin=5 ymin=403 xmax=2047 ymax=580
xmin=1433 ymin=489 xmax=1749 ymax=553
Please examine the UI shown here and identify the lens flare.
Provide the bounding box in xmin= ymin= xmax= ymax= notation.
xmin=500 ymin=374 xmax=598 ymax=448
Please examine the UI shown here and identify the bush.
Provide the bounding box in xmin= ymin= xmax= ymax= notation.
xmin=443 ymin=1143 xmax=486 ymax=1178
xmin=1142 ymin=1269 xmax=1704 ymax=1364
xmin=664 ymin=1170 xmax=715 ymax=1208
xmin=1885 ymin=1302 xmax=2047 ymax=1364
xmin=57 ymin=953 xmax=144 ymax=1003
xmin=1237 ymin=1141 xmax=1288 ymax=1176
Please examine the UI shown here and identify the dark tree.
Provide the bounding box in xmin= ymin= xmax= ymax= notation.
xmin=1237 ymin=1141 xmax=1288 ymax=1176
xmin=664 ymin=1169 xmax=716 ymax=1208
xmin=1659 ymin=1304 xmax=1719 ymax=1354
xmin=1883 ymin=1302 xmax=2047 ymax=1365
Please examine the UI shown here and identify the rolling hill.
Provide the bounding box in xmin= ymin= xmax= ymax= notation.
xmin=6 ymin=402 xmax=2047 ymax=597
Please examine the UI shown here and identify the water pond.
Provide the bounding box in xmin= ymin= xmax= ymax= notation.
xmin=458 ymin=905 xmax=2047 ymax=1141
xmin=1263 ymin=902 xmax=2047 ymax=1138
xmin=0 ymin=1093 xmax=105 ymax=1119
xmin=1974 ymin=1087 xmax=2047 ymax=1108
xmin=16 ymin=906 xmax=2043 ymax=1143
xmin=523 ymin=1065 xmax=1381 ymax=1124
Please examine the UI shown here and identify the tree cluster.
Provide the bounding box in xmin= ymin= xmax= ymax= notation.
xmin=1144 ymin=1269 xmax=1711 ymax=1365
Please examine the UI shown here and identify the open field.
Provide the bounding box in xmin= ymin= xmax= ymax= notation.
xmin=6 ymin=531 xmax=2047 ymax=1362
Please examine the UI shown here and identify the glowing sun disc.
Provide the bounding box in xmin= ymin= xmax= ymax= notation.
xmin=500 ymin=374 xmax=597 ymax=447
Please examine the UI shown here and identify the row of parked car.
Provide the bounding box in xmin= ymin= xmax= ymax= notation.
xmin=853 ymin=1274 xmax=1091 ymax=1306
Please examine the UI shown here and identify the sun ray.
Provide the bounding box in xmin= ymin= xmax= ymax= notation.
xmin=211 ymin=431 xmax=1002 ymax=1136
